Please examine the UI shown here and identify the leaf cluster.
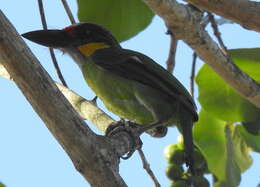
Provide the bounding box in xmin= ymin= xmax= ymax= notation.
xmin=194 ymin=48 xmax=260 ymax=186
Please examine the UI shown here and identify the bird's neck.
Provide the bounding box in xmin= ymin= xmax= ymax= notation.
xmin=78 ymin=42 xmax=110 ymax=57
xmin=63 ymin=42 xmax=119 ymax=70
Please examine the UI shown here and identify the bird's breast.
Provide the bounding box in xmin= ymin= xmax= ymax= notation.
xmin=82 ymin=60 xmax=156 ymax=124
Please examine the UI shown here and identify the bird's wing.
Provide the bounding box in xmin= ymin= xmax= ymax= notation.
xmin=91 ymin=48 xmax=198 ymax=121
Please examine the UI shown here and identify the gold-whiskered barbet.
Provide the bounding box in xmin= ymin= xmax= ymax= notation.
xmin=22 ymin=23 xmax=198 ymax=172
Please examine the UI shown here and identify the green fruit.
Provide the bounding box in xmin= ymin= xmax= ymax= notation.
xmin=166 ymin=164 xmax=184 ymax=180
xmin=164 ymin=144 xmax=177 ymax=161
xmin=164 ymin=144 xmax=185 ymax=165
xmin=192 ymin=176 xmax=210 ymax=187
xmin=170 ymin=180 xmax=189 ymax=187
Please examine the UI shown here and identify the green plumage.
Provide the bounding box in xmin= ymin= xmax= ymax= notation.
xmin=84 ymin=47 xmax=197 ymax=170
xmin=83 ymin=47 xmax=197 ymax=127
xmin=21 ymin=22 xmax=198 ymax=172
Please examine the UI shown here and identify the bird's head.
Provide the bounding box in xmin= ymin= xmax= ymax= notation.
xmin=22 ymin=23 xmax=121 ymax=56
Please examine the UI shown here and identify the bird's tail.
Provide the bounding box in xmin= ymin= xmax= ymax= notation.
xmin=178 ymin=107 xmax=195 ymax=174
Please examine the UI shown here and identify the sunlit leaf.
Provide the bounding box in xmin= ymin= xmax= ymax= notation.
xmin=77 ymin=0 xmax=154 ymax=42
xmin=194 ymin=110 xmax=246 ymax=186
xmin=238 ymin=125 xmax=260 ymax=152
xmin=232 ymin=125 xmax=252 ymax=173
xmin=196 ymin=48 xmax=260 ymax=123
xmin=194 ymin=110 xmax=228 ymax=180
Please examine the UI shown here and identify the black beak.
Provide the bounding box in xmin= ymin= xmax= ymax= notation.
xmin=22 ymin=30 xmax=73 ymax=48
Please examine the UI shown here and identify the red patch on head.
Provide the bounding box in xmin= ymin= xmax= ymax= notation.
xmin=64 ymin=26 xmax=76 ymax=36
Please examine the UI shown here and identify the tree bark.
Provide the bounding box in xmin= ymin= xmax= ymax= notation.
xmin=143 ymin=0 xmax=260 ymax=109
xmin=0 ymin=63 xmax=115 ymax=133
xmin=0 ymin=10 xmax=128 ymax=187
xmin=186 ymin=0 xmax=260 ymax=33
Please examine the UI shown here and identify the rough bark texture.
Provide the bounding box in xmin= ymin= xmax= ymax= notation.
xmin=143 ymin=0 xmax=260 ymax=109
xmin=0 ymin=63 xmax=115 ymax=133
xmin=0 ymin=10 xmax=128 ymax=187
xmin=186 ymin=0 xmax=260 ymax=32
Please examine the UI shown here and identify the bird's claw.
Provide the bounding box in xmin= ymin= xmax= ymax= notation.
xmin=105 ymin=121 xmax=143 ymax=159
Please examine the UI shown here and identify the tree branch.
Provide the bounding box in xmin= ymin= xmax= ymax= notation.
xmin=143 ymin=0 xmax=260 ymax=108
xmin=208 ymin=12 xmax=227 ymax=52
xmin=137 ymin=148 xmax=161 ymax=187
xmin=0 ymin=62 xmax=161 ymax=186
xmin=190 ymin=52 xmax=197 ymax=98
xmin=186 ymin=0 xmax=260 ymax=33
xmin=0 ymin=62 xmax=114 ymax=132
xmin=0 ymin=10 xmax=128 ymax=187
xmin=38 ymin=0 xmax=68 ymax=87
xmin=60 ymin=0 xmax=76 ymax=24
xmin=166 ymin=31 xmax=178 ymax=73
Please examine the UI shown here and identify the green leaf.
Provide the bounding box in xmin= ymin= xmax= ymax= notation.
xmin=232 ymin=125 xmax=252 ymax=173
xmin=194 ymin=110 xmax=246 ymax=186
xmin=196 ymin=48 xmax=260 ymax=122
xmin=77 ymin=0 xmax=154 ymax=42
xmin=229 ymin=48 xmax=260 ymax=81
xmin=238 ymin=125 xmax=260 ymax=152
xmin=213 ymin=125 xmax=242 ymax=187
xmin=194 ymin=110 xmax=228 ymax=180
xmin=0 ymin=183 xmax=5 ymax=187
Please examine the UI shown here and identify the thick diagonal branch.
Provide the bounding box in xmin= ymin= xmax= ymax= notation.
xmin=0 ymin=63 xmax=114 ymax=132
xmin=143 ymin=0 xmax=260 ymax=108
xmin=186 ymin=0 xmax=260 ymax=33
xmin=0 ymin=10 xmax=127 ymax=187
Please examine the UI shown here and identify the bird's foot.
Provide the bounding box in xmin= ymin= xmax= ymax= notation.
xmin=105 ymin=121 xmax=143 ymax=159
xmin=137 ymin=120 xmax=168 ymax=138
xmin=145 ymin=126 xmax=168 ymax=138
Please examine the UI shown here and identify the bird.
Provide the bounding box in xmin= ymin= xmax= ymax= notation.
xmin=22 ymin=22 xmax=198 ymax=173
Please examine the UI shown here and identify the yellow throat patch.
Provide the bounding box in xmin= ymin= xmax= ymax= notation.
xmin=79 ymin=42 xmax=109 ymax=56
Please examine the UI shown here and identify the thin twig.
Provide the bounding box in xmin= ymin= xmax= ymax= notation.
xmin=216 ymin=17 xmax=234 ymax=25
xmin=166 ymin=30 xmax=178 ymax=73
xmin=208 ymin=12 xmax=228 ymax=53
xmin=49 ymin=49 xmax=68 ymax=86
xmin=190 ymin=52 xmax=197 ymax=98
xmin=61 ymin=0 xmax=76 ymax=24
xmin=200 ymin=14 xmax=210 ymax=28
xmin=37 ymin=0 xmax=68 ymax=87
xmin=37 ymin=0 xmax=47 ymax=29
xmin=137 ymin=148 xmax=161 ymax=187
